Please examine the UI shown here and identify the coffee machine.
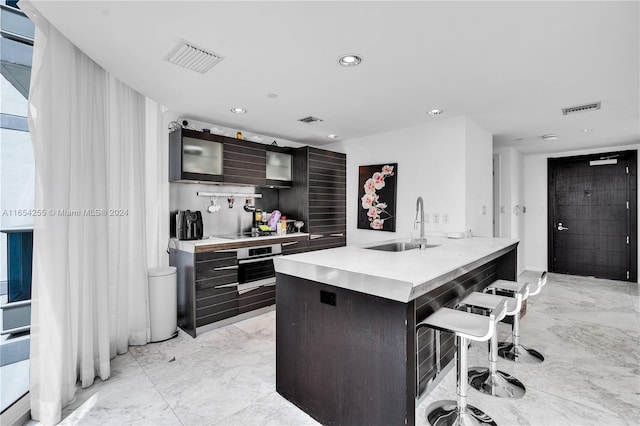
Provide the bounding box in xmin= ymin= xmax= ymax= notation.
xmin=176 ymin=210 xmax=204 ymax=240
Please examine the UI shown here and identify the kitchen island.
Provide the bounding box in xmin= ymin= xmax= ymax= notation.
xmin=274 ymin=236 xmax=518 ymax=426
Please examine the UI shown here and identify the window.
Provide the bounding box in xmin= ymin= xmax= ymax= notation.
xmin=0 ymin=2 xmax=34 ymax=417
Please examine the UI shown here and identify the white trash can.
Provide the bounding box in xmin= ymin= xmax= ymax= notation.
xmin=148 ymin=266 xmax=178 ymax=342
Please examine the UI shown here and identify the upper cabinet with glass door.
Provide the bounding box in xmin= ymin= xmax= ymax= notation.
xmin=169 ymin=128 xmax=223 ymax=183
xmin=265 ymin=145 xmax=293 ymax=188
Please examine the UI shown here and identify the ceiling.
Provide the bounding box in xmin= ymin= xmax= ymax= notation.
xmin=23 ymin=1 xmax=639 ymax=154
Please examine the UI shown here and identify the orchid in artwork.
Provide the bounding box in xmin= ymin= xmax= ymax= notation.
xmin=361 ymin=164 xmax=394 ymax=230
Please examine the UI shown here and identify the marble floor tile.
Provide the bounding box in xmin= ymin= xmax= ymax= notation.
xmin=214 ymin=391 xmax=319 ymax=426
xmin=58 ymin=353 xmax=180 ymax=426
xmin=29 ymin=272 xmax=640 ymax=426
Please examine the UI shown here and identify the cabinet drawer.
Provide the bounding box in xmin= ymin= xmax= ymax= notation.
xmin=195 ymin=305 xmax=239 ymax=327
xmin=196 ymin=286 xmax=238 ymax=309
xmin=308 ymin=235 xmax=346 ymax=251
xmin=195 ymin=250 xmax=237 ymax=264
xmin=238 ymin=285 xmax=275 ymax=314
xmin=195 ymin=271 xmax=238 ymax=289
xmin=196 ymin=298 xmax=238 ymax=321
xmin=195 ymin=256 xmax=238 ymax=280
xmin=281 ymin=239 xmax=309 ymax=255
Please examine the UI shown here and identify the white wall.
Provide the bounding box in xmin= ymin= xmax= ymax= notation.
xmin=326 ymin=116 xmax=493 ymax=246
xmin=523 ymin=144 xmax=640 ymax=275
xmin=493 ymin=147 xmax=527 ymax=272
xmin=465 ymin=119 xmax=493 ymax=237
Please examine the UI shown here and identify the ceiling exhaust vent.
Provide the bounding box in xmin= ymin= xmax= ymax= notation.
xmin=562 ymin=102 xmax=601 ymax=115
xmin=298 ymin=116 xmax=324 ymax=124
xmin=166 ymin=41 xmax=224 ymax=74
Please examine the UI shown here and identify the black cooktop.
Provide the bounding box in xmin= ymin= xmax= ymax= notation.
xmin=215 ymin=231 xmax=275 ymax=240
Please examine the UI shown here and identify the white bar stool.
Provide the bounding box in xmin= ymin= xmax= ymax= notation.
xmin=485 ymin=272 xmax=548 ymax=363
xmin=418 ymin=298 xmax=507 ymax=426
xmin=458 ymin=290 xmax=527 ymax=399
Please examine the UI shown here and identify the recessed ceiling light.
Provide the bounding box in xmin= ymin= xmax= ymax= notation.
xmin=582 ymin=128 xmax=595 ymax=133
xmin=514 ymin=137 xmax=524 ymax=141
xmin=338 ymin=54 xmax=362 ymax=67
xmin=427 ymin=109 xmax=443 ymax=115
xmin=542 ymin=134 xmax=558 ymax=141
xmin=267 ymin=93 xmax=278 ymax=99
xmin=231 ymin=107 xmax=247 ymax=114
xmin=327 ymin=134 xmax=340 ymax=139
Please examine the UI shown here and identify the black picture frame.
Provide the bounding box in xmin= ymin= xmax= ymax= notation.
xmin=357 ymin=163 xmax=397 ymax=231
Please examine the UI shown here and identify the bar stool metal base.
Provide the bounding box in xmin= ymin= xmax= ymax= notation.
xmin=498 ymin=342 xmax=544 ymax=363
xmin=468 ymin=367 xmax=526 ymax=399
xmin=426 ymin=400 xmax=498 ymax=426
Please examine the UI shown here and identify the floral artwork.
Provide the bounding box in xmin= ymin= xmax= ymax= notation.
xmin=357 ymin=163 xmax=397 ymax=231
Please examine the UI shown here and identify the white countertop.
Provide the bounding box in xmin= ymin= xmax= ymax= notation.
xmin=274 ymin=236 xmax=519 ymax=303
xmin=171 ymin=232 xmax=310 ymax=253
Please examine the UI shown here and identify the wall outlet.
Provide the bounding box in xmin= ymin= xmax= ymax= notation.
xmin=482 ymin=205 xmax=487 ymax=215
xmin=433 ymin=213 xmax=439 ymax=224
xmin=443 ymin=214 xmax=449 ymax=224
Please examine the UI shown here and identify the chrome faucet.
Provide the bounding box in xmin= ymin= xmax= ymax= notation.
xmin=413 ymin=196 xmax=428 ymax=249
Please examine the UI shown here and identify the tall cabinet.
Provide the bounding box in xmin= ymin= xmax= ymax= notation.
xmin=280 ymin=147 xmax=346 ymax=251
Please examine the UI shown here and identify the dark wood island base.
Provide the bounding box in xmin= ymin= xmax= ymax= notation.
xmin=275 ymin=245 xmax=517 ymax=426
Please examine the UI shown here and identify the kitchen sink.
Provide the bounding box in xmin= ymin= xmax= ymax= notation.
xmin=365 ymin=242 xmax=440 ymax=252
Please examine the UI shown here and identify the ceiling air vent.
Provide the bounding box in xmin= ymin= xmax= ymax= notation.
xmin=166 ymin=41 xmax=224 ymax=74
xmin=298 ymin=116 xmax=324 ymax=124
xmin=562 ymin=102 xmax=601 ymax=116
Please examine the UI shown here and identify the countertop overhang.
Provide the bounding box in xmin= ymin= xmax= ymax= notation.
xmin=274 ymin=236 xmax=519 ymax=303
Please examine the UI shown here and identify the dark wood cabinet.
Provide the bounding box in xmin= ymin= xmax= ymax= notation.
xmin=169 ymin=128 xmax=224 ymax=183
xmin=223 ymin=138 xmax=267 ymax=186
xmin=171 ymin=248 xmax=239 ymax=337
xmin=279 ymin=147 xmax=346 ymax=251
xmin=170 ymin=128 xmax=277 ymax=187
xmin=170 ymin=235 xmax=308 ymax=337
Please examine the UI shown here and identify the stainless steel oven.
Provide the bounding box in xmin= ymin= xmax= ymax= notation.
xmin=236 ymin=243 xmax=282 ymax=292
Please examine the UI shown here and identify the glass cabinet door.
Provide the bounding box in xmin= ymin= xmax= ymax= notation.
xmin=266 ymin=151 xmax=292 ymax=181
xmin=182 ymin=136 xmax=223 ymax=176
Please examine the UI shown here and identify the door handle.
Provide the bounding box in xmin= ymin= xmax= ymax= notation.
xmin=557 ymin=223 xmax=569 ymax=231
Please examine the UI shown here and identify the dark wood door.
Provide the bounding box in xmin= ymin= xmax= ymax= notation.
xmin=278 ymin=147 xmax=347 ymax=251
xmin=548 ymin=151 xmax=637 ymax=281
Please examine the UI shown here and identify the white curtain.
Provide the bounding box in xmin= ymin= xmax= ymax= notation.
xmin=24 ymin=6 xmax=163 ymax=424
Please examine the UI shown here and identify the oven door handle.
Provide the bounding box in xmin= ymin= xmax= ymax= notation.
xmin=238 ymin=279 xmax=275 ymax=294
xmin=238 ymin=255 xmax=281 ymax=265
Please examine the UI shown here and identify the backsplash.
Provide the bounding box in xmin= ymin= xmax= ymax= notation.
xmin=170 ymin=183 xmax=280 ymax=237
